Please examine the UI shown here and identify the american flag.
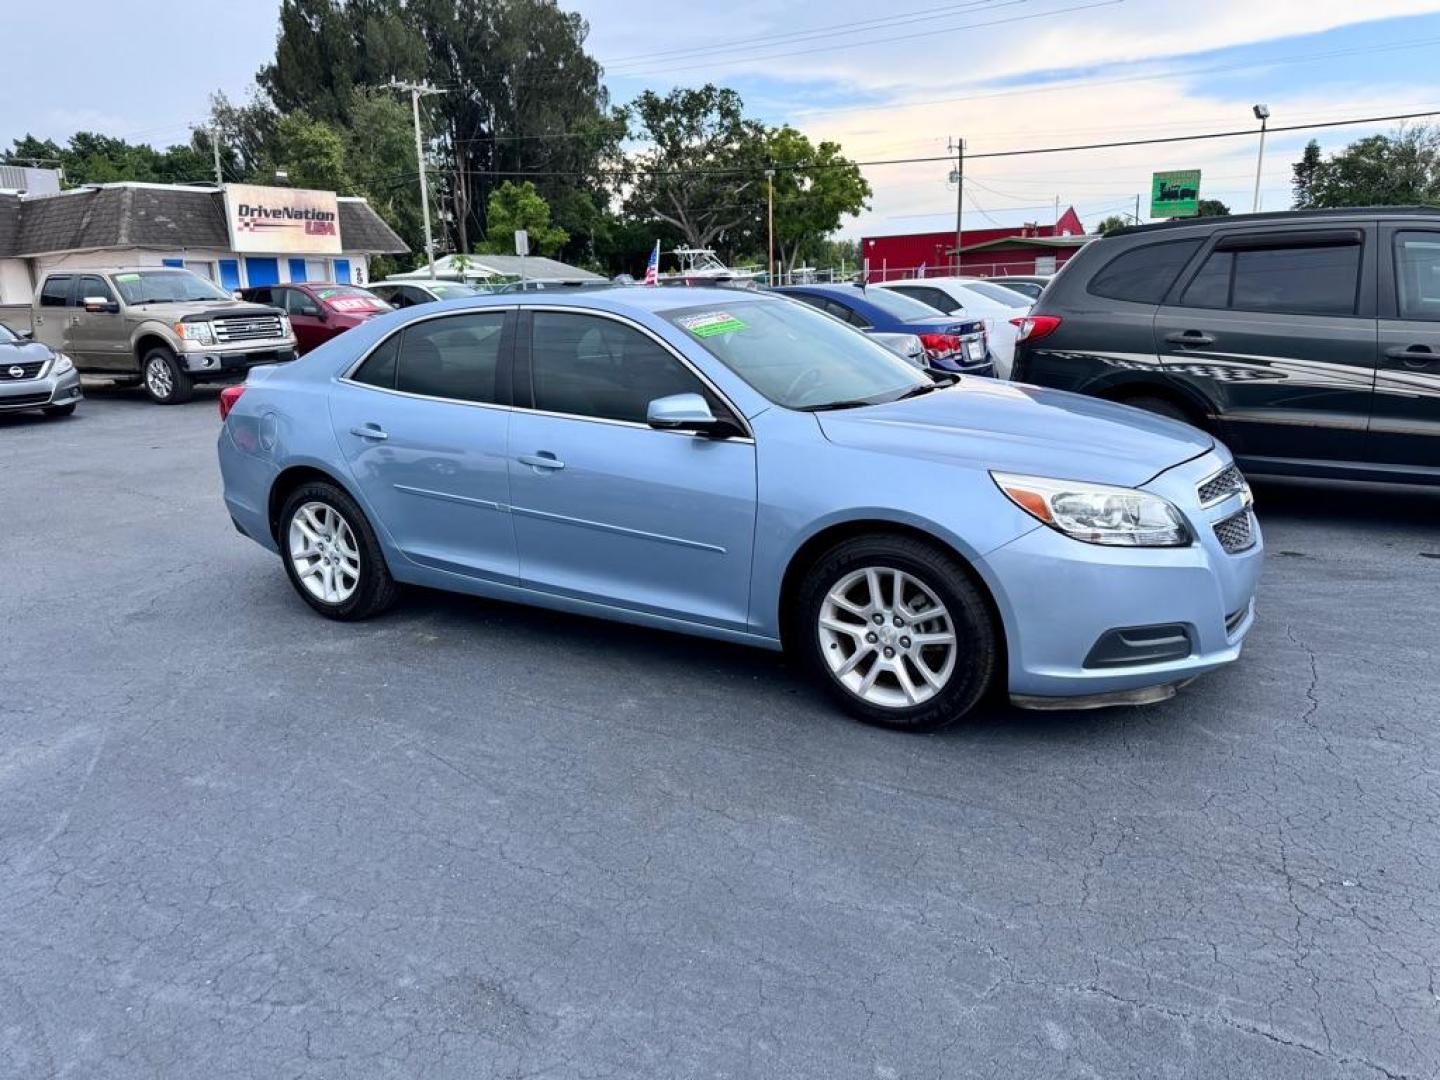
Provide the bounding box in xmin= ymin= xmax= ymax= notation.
xmin=643 ymin=240 xmax=660 ymax=286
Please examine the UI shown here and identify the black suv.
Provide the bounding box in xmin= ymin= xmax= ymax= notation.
xmin=1012 ymin=207 xmax=1440 ymax=485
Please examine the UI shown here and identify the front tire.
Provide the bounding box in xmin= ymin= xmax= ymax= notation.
xmin=142 ymin=347 xmax=194 ymax=405
xmin=795 ymin=534 xmax=997 ymax=732
xmin=278 ymin=481 xmax=399 ymax=620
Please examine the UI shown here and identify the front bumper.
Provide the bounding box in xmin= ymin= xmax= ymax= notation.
xmin=183 ymin=345 xmax=297 ymax=379
xmin=0 ymin=366 xmax=83 ymax=412
xmin=979 ymin=450 xmax=1263 ymax=702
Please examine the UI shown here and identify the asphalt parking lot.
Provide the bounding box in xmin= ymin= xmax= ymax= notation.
xmin=2 ymin=386 xmax=1438 ymax=1080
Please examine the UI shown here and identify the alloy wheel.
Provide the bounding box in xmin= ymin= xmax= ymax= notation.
xmin=288 ymin=501 xmax=361 ymax=604
xmin=818 ymin=566 xmax=958 ymax=708
xmin=145 ymin=356 xmax=173 ymax=399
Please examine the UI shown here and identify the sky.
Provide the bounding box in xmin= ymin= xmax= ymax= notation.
xmin=4 ymin=0 xmax=1440 ymax=241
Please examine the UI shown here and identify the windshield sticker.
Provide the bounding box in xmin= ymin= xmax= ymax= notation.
xmin=678 ymin=311 xmax=747 ymax=338
xmin=115 ymin=273 xmax=141 ymax=282
xmin=327 ymin=296 xmax=382 ymax=312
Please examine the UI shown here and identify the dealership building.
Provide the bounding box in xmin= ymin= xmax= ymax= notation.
xmin=861 ymin=206 xmax=1090 ymax=282
xmin=0 ymin=180 xmax=407 ymax=326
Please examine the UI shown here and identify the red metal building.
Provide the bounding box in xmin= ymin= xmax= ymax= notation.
xmin=862 ymin=207 xmax=1088 ymax=281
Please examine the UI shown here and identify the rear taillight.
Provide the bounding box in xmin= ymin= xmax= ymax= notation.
xmin=219 ymin=384 xmax=246 ymax=421
xmin=1011 ymin=315 xmax=1062 ymax=343
xmin=918 ymin=332 xmax=962 ymax=358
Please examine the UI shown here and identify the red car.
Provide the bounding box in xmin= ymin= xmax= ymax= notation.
xmin=239 ymin=282 xmax=391 ymax=355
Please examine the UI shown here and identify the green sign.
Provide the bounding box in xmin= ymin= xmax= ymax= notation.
xmin=1151 ymin=170 xmax=1201 ymax=218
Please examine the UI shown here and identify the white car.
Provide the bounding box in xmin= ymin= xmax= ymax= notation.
xmin=874 ymin=277 xmax=1031 ymax=379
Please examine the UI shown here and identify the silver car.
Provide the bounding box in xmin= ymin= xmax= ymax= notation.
xmin=0 ymin=322 xmax=81 ymax=418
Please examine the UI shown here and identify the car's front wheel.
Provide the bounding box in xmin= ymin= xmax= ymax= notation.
xmin=796 ymin=535 xmax=998 ymax=731
xmin=278 ymin=481 xmax=399 ymax=620
xmin=142 ymin=347 xmax=194 ymax=405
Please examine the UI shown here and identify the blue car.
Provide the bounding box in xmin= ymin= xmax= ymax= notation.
xmin=772 ymin=282 xmax=994 ymax=375
xmin=218 ymin=287 xmax=1262 ymax=731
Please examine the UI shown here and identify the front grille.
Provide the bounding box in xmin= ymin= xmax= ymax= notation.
xmin=0 ymin=391 xmax=52 ymax=408
xmin=1198 ymin=464 xmax=1245 ymax=506
xmin=1214 ymin=509 xmax=1256 ymax=554
xmin=212 ymin=314 xmax=285 ymax=344
xmin=0 ymin=358 xmax=47 ymax=380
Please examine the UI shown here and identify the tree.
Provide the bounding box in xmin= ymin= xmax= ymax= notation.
xmin=343 ymin=87 xmax=427 ymax=256
xmin=1197 ymin=199 xmax=1230 ymax=216
xmin=1292 ymin=139 xmax=1323 ymax=209
xmin=475 ymin=181 xmax=568 ymax=255
xmin=267 ymin=113 xmax=352 ymax=192
xmin=623 ymin=84 xmax=768 ymax=253
xmin=765 ymin=125 xmax=870 ymax=274
xmin=1289 ymin=125 xmax=1440 ymax=208
xmin=1093 ymin=214 xmax=1130 ymax=236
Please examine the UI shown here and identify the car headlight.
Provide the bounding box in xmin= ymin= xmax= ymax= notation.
xmin=278 ymin=313 xmax=293 ymax=337
xmin=174 ymin=320 xmax=215 ymax=347
xmin=49 ymin=353 xmax=74 ymax=376
xmin=992 ymin=471 xmax=1190 ymax=547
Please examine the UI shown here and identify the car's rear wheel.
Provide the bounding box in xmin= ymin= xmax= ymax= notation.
xmin=278 ymin=481 xmax=399 ymax=620
xmin=795 ymin=534 xmax=997 ymax=731
xmin=142 ymin=347 xmax=194 ymax=405
xmin=42 ymin=403 xmax=76 ymax=418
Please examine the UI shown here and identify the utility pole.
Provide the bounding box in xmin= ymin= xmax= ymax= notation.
xmin=765 ymin=167 xmax=776 ymax=285
xmin=390 ymin=80 xmax=445 ymax=280
xmin=211 ymin=125 xmax=223 ymax=186
xmin=1134 ymin=192 xmax=1141 ymax=225
xmin=948 ymin=137 xmax=965 ymax=273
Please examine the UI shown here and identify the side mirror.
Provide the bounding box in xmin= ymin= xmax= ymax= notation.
xmin=83 ymin=296 xmax=118 ymax=313
xmin=646 ymin=392 xmax=732 ymax=436
xmin=18 ymin=329 xmax=33 ymax=340
xmin=231 ymin=290 xmax=243 ymax=301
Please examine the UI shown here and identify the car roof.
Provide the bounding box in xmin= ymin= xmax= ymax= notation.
xmin=1109 ymin=204 xmax=1440 ymax=237
xmin=409 ymin=284 xmax=778 ymax=318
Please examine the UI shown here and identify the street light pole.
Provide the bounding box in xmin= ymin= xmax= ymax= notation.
xmin=765 ymin=167 xmax=776 ymax=285
xmin=949 ymin=136 xmax=965 ymax=273
xmin=391 ymin=80 xmax=444 ymax=280
xmin=1251 ymin=104 xmax=1270 ymax=213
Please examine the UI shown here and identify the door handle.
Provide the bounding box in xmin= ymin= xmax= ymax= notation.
xmin=1165 ymin=330 xmax=1215 ymax=347
xmin=349 ymin=424 xmax=388 ymax=440
xmin=517 ymin=452 xmax=565 ymax=471
xmin=1384 ymin=344 xmax=1436 ymax=367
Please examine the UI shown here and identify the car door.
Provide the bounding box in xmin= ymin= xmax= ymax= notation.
xmin=1154 ymin=226 xmax=1377 ymax=464
xmin=327 ymin=309 xmax=519 ymax=584
xmin=33 ymin=274 xmax=75 ymax=356
xmin=282 ymin=288 xmax=329 ymax=354
xmin=69 ymin=274 xmax=127 ymax=370
xmin=507 ymin=308 xmax=757 ymax=630
xmin=1373 ymin=225 xmax=1440 ymax=472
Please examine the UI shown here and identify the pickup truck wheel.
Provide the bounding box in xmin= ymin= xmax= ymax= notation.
xmin=278 ymin=481 xmax=399 ymax=621
xmin=796 ymin=534 xmax=997 ymax=732
xmin=142 ymin=347 xmax=194 ymax=405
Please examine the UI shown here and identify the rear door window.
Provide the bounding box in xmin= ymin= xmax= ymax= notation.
xmin=890 ymin=285 xmax=958 ymax=313
xmin=1088 ymin=239 xmax=1201 ymax=303
xmin=1231 ymin=243 xmax=1361 ymax=316
xmin=350 ymin=333 xmax=400 ymax=389
xmin=40 ymin=276 xmax=73 ymax=307
xmin=395 ymin=312 xmax=507 ymax=403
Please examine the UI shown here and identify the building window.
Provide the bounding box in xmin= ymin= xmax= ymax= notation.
xmin=1035 ymin=254 xmax=1057 ymax=275
xmin=185 ymin=260 xmax=215 ymax=282
xmin=305 ymin=258 xmax=329 ymax=282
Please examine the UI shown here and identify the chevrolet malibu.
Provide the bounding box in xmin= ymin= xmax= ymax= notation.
xmin=218 ymin=288 xmax=1262 ymax=731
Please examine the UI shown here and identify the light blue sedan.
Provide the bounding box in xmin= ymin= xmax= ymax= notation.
xmin=218 ymin=287 xmax=1262 ymax=731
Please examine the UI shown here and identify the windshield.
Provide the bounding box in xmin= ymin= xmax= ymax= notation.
xmin=665 ymin=299 xmax=927 ymax=410
xmin=314 ymin=285 xmax=390 ymax=312
xmin=965 ymin=282 xmax=1032 ymax=308
xmin=430 ymin=283 xmax=480 ymax=299
xmin=849 ymin=286 xmax=944 ymax=321
xmin=0 ymin=324 xmax=18 ymax=343
xmin=113 ymin=270 xmax=230 ymax=305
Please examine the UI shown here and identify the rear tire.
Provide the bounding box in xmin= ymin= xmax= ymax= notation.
xmin=142 ymin=347 xmax=194 ymax=405
xmin=278 ymin=481 xmax=399 ymax=621
xmin=42 ymin=403 xmax=76 ymax=418
xmin=1123 ymin=394 xmax=1192 ymax=424
xmin=794 ymin=534 xmax=997 ymax=732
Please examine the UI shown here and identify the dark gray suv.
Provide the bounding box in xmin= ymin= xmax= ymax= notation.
xmin=1012 ymin=207 xmax=1440 ymax=486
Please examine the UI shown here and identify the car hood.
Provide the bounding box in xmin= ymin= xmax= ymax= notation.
xmin=815 ymin=380 xmax=1213 ymax=487
xmin=0 ymin=339 xmax=55 ymax=363
xmin=134 ymin=301 xmax=281 ymax=321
